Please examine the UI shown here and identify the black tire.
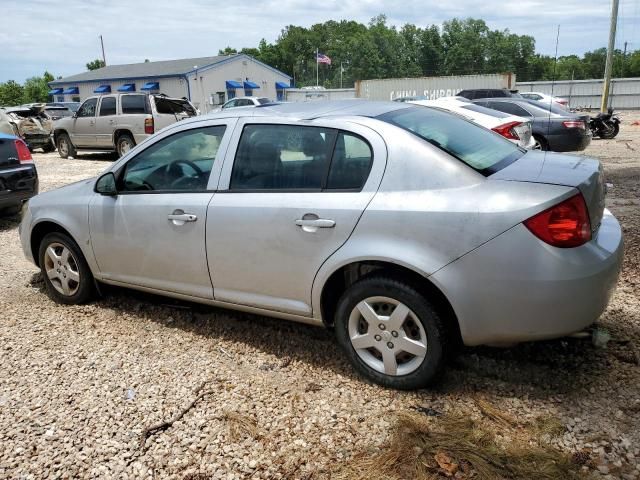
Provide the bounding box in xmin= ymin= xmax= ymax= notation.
xmin=334 ymin=276 xmax=447 ymax=390
xmin=0 ymin=205 xmax=20 ymax=217
xmin=533 ymin=134 xmax=549 ymax=151
xmin=116 ymin=134 xmax=135 ymax=158
xmin=57 ymin=133 xmax=76 ymax=159
xmin=38 ymin=232 xmax=95 ymax=305
xmin=42 ymin=140 xmax=56 ymax=153
xmin=598 ymin=122 xmax=619 ymax=140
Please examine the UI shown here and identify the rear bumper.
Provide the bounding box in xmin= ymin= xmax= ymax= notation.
xmin=0 ymin=165 xmax=38 ymax=209
xmin=22 ymin=134 xmax=51 ymax=148
xmin=432 ymin=209 xmax=623 ymax=346
xmin=546 ymin=131 xmax=591 ymax=152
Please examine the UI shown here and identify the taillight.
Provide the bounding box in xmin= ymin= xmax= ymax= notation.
xmin=14 ymin=139 xmax=33 ymax=164
xmin=492 ymin=121 xmax=521 ymax=140
xmin=144 ymin=117 xmax=154 ymax=134
xmin=524 ymin=194 xmax=591 ymax=248
xmin=556 ymin=100 xmax=568 ymax=106
xmin=562 ymin=120 xmax=585 ymax=130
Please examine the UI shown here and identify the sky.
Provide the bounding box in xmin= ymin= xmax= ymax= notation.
xmin=1 ymin=0 xmax=639 ymax=83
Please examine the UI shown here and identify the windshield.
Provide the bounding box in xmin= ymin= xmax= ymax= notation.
xmin=378 ymin=106 xmax=524 ymax=174
xmin=45 ymin=108 xmax=72 ymax=117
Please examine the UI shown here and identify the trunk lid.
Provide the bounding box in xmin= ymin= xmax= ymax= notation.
xmin=490 ymin=150 xmax=605 ymax=233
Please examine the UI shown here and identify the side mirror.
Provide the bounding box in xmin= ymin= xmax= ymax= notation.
xmin=95 ymin=172 xmax=117 ymax=196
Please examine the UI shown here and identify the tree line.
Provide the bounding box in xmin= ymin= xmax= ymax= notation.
xmin=2 ymin=16 xmax=640 ymax=106
xmin=221 ymin=16 xmax=640 ymax=88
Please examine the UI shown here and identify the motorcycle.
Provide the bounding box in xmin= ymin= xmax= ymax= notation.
xmin=589 ymin=107 xmax=621 ymax=139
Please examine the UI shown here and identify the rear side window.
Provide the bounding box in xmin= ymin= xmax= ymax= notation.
xmin=326 ymin=133 xmax=373 ymax=189
xmin=230 ymin=124 xmax=337 ymax=190
xmin=99 ymin=97 xmax=117 ymax=116
xmin=488 ymin=102 xmax=532 ymax=117
xmin=121 ymin=95 xmax=147 ymax=114
xmin=378 ymin=106 xmax=523 ymax=174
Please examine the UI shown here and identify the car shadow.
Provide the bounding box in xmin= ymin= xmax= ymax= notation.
xmin=28 ymin=274 xmax=628 ymax=398
xmin=0 ymin=212 xmax=21 ymax=232
xmin=69 ymin=151 xmax=118 ymax=162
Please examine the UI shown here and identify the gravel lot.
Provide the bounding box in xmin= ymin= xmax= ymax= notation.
xmin=1 ymin=113 xmax=639 ymax=479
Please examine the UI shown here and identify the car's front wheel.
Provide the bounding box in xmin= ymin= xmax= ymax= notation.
xmin=57 ymin=133 xmax=76 ymax=159
xmin=335 ymin=276 xmax=446 ymax=389
xmin=38 ymin=232 xmax=95 ymax=304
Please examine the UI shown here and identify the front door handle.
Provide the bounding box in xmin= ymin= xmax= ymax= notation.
xmin=168 ymin=210 xmax=197 ymax=225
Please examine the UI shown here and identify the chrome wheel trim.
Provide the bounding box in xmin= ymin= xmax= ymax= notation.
xmin=119 ymin=138 xmax=133 ymax=155
xmin=44 ymin=242 xmax=80 ymax=296
xmin=348 ymin=296 xmax=427 ymax=376
xmin=59 ymin=138 xmax=68 ymax=156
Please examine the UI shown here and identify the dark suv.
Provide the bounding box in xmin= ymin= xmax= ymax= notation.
xmin=457 ymin=89 xmax=521 ymax=100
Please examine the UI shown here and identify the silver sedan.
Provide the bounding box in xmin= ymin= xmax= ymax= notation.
xmin=19 ymin=101 xmax=623 ymax=390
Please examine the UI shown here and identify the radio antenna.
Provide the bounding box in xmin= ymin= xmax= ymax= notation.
xmin=547 ymin=25 xmax=561 ymax=140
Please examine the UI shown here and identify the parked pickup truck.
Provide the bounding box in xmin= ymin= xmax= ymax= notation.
xmin=53 ymin=93 xmax=198 ymax=158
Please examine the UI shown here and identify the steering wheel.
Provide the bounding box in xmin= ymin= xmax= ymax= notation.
xmin=167 ymin=159 xmax=204 ymax=189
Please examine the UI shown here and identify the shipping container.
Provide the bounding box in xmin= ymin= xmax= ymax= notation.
xmin=356 ymin=73 xmax=516 ymax=101
xmin=284 ymin=88 xmax=356 ymax=102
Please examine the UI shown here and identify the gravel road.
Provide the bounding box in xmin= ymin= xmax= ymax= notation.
xmin=1 ymin=114 xmax=639 ymax=479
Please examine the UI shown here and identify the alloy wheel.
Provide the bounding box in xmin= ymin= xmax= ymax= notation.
xmin=348 ymin=296 xmax=427 ymax=376
xmin=43 ymin=242 xmax=81 ymax=296
xmin=59 ymin=139 xmax=68 ymax=156
xmin=118 ymin=139 xmax=133 ymax=156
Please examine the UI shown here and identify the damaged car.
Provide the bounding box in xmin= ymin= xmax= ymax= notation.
xmin=0 ymin=105 xmax=55 ymax=152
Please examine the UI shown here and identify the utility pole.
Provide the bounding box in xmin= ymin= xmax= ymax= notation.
xmin=622 ymin=41 xmax=628 ymax=77
xmin=100 ymin=35 xmax=107 ymax=66
xmin=600 ymin=0 xmax=619 ymax=112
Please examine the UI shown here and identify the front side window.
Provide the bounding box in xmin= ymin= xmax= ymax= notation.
xmin=326 ymin=133 xmax=373 ymax=189
xmin=230 ymin=124 xmax=337 ymax=190
xmin=120 ymin=126 xmax=226 ymax=192
xmin=121 ymin=95 xmax=147 ymax=114
xmin=99 ymin=97 xmax=117 ymax=116
xmin=76 ymin=98 xmax=97 ymax=118
xmin=378 ymin=106 xmax=523 ymax=174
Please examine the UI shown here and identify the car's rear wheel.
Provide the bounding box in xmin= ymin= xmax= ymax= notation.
xmin=38 ymin=232 xmax=95 ymax=304
xmin=532 ymin=134 xmax=548 ymax=151
xmin=335 ymin=276 xmax=446 ymax=389
xmin=57 ymin=133 xmax=76 ymax=159
xmin=116 ymin=134 xmax=135 ymax=157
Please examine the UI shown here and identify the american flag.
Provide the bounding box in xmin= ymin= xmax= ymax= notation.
xmin=316 ymin=52 xmax=332 ymax=65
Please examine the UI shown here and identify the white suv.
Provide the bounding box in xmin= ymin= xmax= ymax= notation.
xmin=53 ymin=93 xmax=197 ymax=158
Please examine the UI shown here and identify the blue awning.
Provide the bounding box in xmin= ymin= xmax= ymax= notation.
xmin=48 ymin=88 xmax=64 ymax=95
xmin=141 ymin=82 xmax=159 ymax=91
xmin=62 ymin=87 xmax=79 ymax=95
xmin=275 ymin=82 xmax=291 ymax=89
xmin=243 ymin=81 xmax=260 ymax=89
xmin=225 ymin=80 xmax=243 ymax=89
xmin=117 ymin=83 xmax=136 ymax=92
xmin=94 ymin=85 xmax=111 ymax=93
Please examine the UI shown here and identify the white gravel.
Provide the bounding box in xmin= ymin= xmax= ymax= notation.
xmin=1 ymin=115 xmax=640 ymax=479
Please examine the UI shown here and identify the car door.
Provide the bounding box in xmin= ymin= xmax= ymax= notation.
xmin=94 ymin=96 xmax=117 ymax=147
xmin=88 ymin=120 xmax=235 ymax=298
xmin=206 ymin=119 xmax=386 ymax=316
xmin=70 ymin=98 xmax=98 ymax=147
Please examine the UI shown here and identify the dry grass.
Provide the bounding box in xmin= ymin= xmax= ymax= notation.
xmin=221 ymin=410 xmax=260 ymax=442
xmin=330 ymin=410 xmax=580 ymax=480
xmin=534 ymin=414 xmax=566 ymax=439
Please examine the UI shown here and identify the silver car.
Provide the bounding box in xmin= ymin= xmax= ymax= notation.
xmin=19 ymin=101 xmax=623 ymax=389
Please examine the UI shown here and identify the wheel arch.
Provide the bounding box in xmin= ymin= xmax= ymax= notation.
xmin=53 ymin=129 xmax=71 ymax=146
xmin=30 ymin=221 xmax=76 ymax=268
xmin=113 ymin=129 xmax=135 ymax=144
xmin=318 ymin=260 xmax=462 ymax=346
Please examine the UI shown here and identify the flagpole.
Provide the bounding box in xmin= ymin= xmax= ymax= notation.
xmin=316 ymin=48 xmax=319 ymax=87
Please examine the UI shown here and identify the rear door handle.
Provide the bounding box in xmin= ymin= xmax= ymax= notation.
xmin=295 ymin=219 xmax=335 ymax=228
xmin=168 ymin=210 xmax=197 ymax=225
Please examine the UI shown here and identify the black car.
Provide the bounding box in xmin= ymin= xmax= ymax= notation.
xmin=457 ymin=88 xmax=521 ymax=100
xmin=473 ymin=98 xmax=591 ymax=152
xmin=0 ymin=133 xmax=38 ymax=215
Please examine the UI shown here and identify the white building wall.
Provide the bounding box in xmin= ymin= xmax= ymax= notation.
xmin=52 ymin=77 xmax=188 ymax=103
xmin=191 ymin=56 xmax=291 ymax=113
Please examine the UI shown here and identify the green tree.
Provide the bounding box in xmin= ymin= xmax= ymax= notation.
xmin=218 ymin=47 xmax=238 ymax=55
xmin=22 ymin=71 xmax=55 ymax=103
xmin=86 ymin=59 xmax=106 ymax=71
xmin=0 ymin=80 xmax=25 ymax=106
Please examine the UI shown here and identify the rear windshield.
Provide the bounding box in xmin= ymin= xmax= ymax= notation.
xmin=525 ymin=100 xmax=570 ymax=116
xmin=460 ymin=104 xmax=511 ymax=119
xmin=378 ymin=106 xmax=524 ymax=174
xmin=257 ymin=98 xmax=270 ymax=105
xmin=154 ymin=96 xmax=197 ymax=116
